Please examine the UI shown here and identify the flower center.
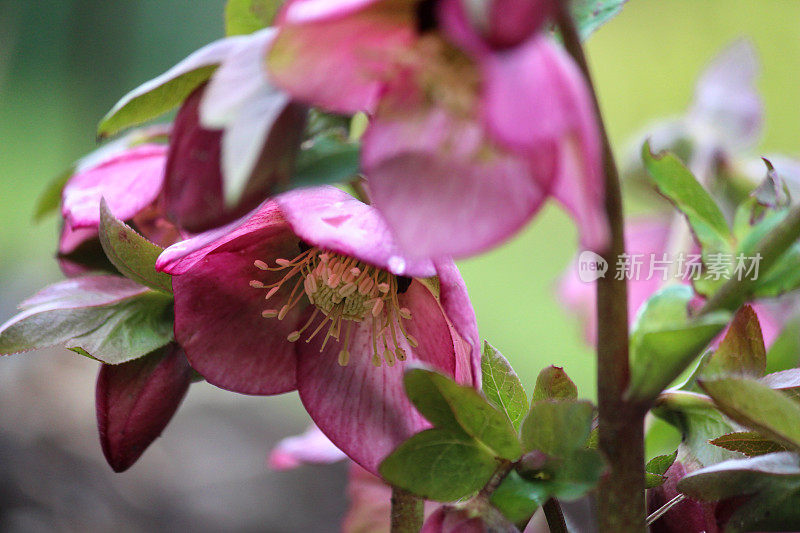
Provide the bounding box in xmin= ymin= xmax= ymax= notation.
xmin=250 ymin=246 xmax=417 ymax=367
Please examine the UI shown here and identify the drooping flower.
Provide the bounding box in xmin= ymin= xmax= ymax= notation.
xmin=647 ymin=462 xmax=720 ymax=533
xmin=267 ymin=0 xmax=607 ymax=259
xmin=156 ymin=186 xmax=479 ymax=473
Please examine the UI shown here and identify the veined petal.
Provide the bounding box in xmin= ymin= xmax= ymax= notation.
xmin=268 ymin=425 xmax=347 ymax=470
xmin=96 ymin=344 xmax=192 ymax=472
xmin=157 ymin=201 xmax=287 ymax=275
xmin=62 ymin=144 xmax=167 ymax=230
xmin=434 ymin=259 xmax=480 ymax=387
xmin=481 ymin=37 xmax=607 ymax=251
xmin=276 ymin=186 xmax=437 ymax=278
xmin=169 ymin=218 xmax=303 ymax=395
xmin=296 ymin=280 xmax=456 ymax=474
xmin=268 ymin=0 xmax=416 ymax=113
xmin=363 ymin=86 xmax=551 ymax=259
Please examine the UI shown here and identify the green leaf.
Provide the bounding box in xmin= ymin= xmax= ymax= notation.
xmin=678 ymin=452 xmax=800 ymax=533
xmin=570 ymin=0 xmax=628 ymax=39
xmin=520 ymin=400 xmax=594 ymax=456
xmin=378 ymin=428 xmax=499 ymax=502
xmin=518 ymin=449 xmax=606 ymax=501
xmin=97 ymin=37 xmax=248 ymax=137
xmin=702 ymin=305 xmax=766 ymax=378
xmin=0 ymin=276 xmax=149 ymax=356
xmin=644 ymin=450 xmax=677 ymax=489
xmin=65 ymin=291 xmax=174 ymax=364
xmin=642 ymin=142 xmax=732 ymax=256
xmin=34 ymin=167 xmax=72 ymax=221
xmin=628 ymin=286 xmax=730 ymax=401
xmin=652 ymin=390 xmax=738 ymax=466
xmin=404 ymin=368 xmax=521 ymax=460
xmin=290 ymin=133 xmax=361 ymax=189
xmin=489 ymin=470 xmax=544 ymax=526
xmin=710 ymin=432 xmax=788 ymax=457
xmin=531 ymin=365 xmax=577 ymax=404
xmin=225 ymin=0 xmax=281 ymax=36
xmin=481 ymin=341 xmax=528 ymax=430
xmin=99 ymin=199 xmax=173 ymax=294
xmin=700 ymin=377 xmax=800 ymax=451
xmin=678 ymin=452 xmax=800 ymax=501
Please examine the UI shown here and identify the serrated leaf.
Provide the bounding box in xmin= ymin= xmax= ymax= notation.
xmin=99 ymin=199 xmax=173 ymax=293
xmin=521 ymin=400 xmax=594 ymax=456
xmin=97 ymin=37 xmax=249 ymax=137
xmin=700 ymin=377 xmax=800 ymax=451
xmin=642 ymin=142 xmax=732 ymax=256
xmin=0 ymin=276 xmax=149 ymax=355
xmin=225 ymin=0 xmax=281 ymax=36
xmin=531 ymin=365 xmax=577 ymax=404
xmin=702 ymin=305 xmax=766 ymax=378
xmin=644 ymin=450 xmax=677 ymax=489
xmin=404 ymin=368 xmax=521 ymax=460
xmin=66 ymin=291 xmax=174 ymax=364
xmin=290 ymin=133 xmax=361 ymax=189
xmin=710 ymin=432 xmax=788 ymax=457
xmin=378 ymin=428 xmax=498 ymax=502
xmin=647 ymin=450 xmax=678 ymax=476
xmin=481 ymin=341 xmax=528 ymax=430
xmin=571 ymin=0 xmax=628 ymax=39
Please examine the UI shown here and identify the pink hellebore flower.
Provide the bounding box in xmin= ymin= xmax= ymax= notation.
xmin=156 ymin=186 xmax=479 ymax=473
xmin=268 ymin=0 xmax=607 ymax=259
xmin=59 ymin=126 xmax=179 ymax=269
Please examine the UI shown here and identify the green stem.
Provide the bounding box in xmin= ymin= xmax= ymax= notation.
xmin=390 ymin=487 xmax=424 ymax=533
xmin=700 ymin=203 xmax=800 ymax=315
xmin=554 ymin=4 xmax=646 ymax=532
xmin=543 ymin=498 xmax=568 ymax=533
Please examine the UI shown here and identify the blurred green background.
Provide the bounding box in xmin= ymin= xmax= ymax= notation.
xmin=1 ymin=0 xmax=799 ymax=530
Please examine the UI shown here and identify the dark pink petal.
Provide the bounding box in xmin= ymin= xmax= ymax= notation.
xmin=438 ymin=0 xmax=552 ymax=52
xmin=297 ymin=280 xmax=456 ymax=474
xmin=363 ymin=83 xmax=552 ymax=259
xmin=96 ymin=344 xmax=192 ymax=472
xmin=170 ymin=224 xmax=304 ymax=395
xmin=276 ymin=186 xmax=437 ymax=277
xmin=62 ymin=144 xmax=167 ymax=230
xmin=268 ymin=425 xmax=347 ymax=470
xmin=157 ymin=201 xmax=287 ymax=275
xmin=481 ymin=37 xmax=608 ymax=251
xmin=268 ymin=0 xmax=415 ymax=113
xmin=434 ymin=259 xmax=480 ymax=387
xmin=647 ymin=462 xmax=719 ymax=533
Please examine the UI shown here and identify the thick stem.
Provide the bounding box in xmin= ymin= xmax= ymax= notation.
xmin=554 ymin=4 xmax=646 ymax=532
xmin=542 ymin=498 xmax=568 ymax=533
xmin=390 ymin=487 xmax=424 ymax=533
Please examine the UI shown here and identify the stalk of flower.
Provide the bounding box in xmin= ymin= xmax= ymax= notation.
xmin=267 ymin=0 xmax=608 ymax=259
xmin=156 ymin=185 xmax=480 ymax=473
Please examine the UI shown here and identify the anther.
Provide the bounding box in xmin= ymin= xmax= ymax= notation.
xmin=407 ymin=335 xmax=419 ymax=348
xmin=250 ymin=280 xmax=265 ymax=288
xmin=371 ymin=298 xmax=384 ymax=317
xmin=278 ymin=305 xmax=290 ymax=320
xmin=338 ymin=349 xmax=350 ymax=366
xmin=399 ymin=307 xmax=412 ymax=320
xmin=384 ymin=349 xmax=395 ymax=366
xmin=276 ymin=258 xmax=292 ymax=267
xmin=378 ymin=283 xmax=390 ymax=293
xmin=287 ymin=331 xmax=301 ymax=342
xmin=261 ymin=309 xmax=278 ymax=318
xmin=254 ymin=260 xmax=269 ymax=270
xmin=265 ymin=286 xmax=280 ymax=300
xmin=396 ymin=347 xmax=407 ymax=361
